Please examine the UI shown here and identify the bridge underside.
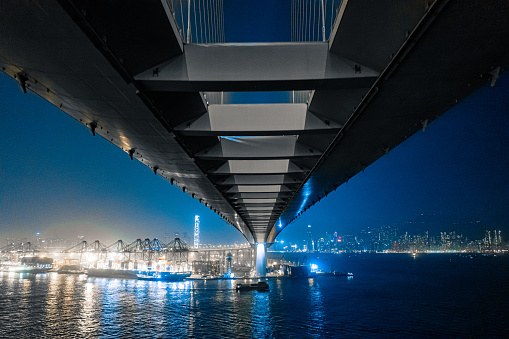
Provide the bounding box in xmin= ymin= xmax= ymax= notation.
xmin=1 ymin=0 xmax=508 ymax=245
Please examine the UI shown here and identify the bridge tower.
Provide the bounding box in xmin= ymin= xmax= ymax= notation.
xmin=255 ymin=243 xmax=266 ymax=277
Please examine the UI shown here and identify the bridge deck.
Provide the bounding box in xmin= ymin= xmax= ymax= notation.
xmin=1 ymin=0 xmax=508 ymax=244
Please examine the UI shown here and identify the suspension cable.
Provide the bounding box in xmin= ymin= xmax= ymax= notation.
xmin=309 ymin=0 xmax=312 ymax=41
xmin=291 ymin=0 xmax=294 ymax=42
xmin=331 ymin=0 xmax=334 ymax=36
xmin=215 ymin=0 xmax=219 ymax=43
xmin=198 ymin=0 xmax=203 ymax=43
xmin=193 ymin=0 xmax=198 ymax=43
xmin=311 ymin=0 xmax=316 ymax=41
xmin=299 ymin=0 xmax=303 ymax=42
xmin=179 ymin=0 xmax=185 ymax=41
xmin=211 ymin=0 xmax=215 ymax=42
xmin=202 ymin=0 xmax=207 ymax=43
xmin=221 ymin=0 xmax=226 ymax=42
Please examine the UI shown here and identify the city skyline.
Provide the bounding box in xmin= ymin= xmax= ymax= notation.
xmin=3 ymin=222 xmax=504 ymax=256
xmin=273 ymin=225 xmax=505 ymax=253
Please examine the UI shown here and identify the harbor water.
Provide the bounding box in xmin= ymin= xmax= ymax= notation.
xmin=0 ymin=253 xmax=507 ymax=338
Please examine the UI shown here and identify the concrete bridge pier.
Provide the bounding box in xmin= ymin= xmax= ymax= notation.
xmin=255 ymin=243 xmax=266 ymax=277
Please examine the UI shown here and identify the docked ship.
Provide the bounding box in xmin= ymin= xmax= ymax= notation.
xmin=137 ymin=270 xmax=192 ymax=281
xmin=6 ymin=256 xmax=54 ymax=274
xmin=7 ymin=265 xmax=52 ymax=274
xmin=86 ymin=268 xmax=138 ymax=279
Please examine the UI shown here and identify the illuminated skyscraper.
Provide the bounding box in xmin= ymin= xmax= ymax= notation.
xmin=307 ymin=225 xmax=314 ymax=252
xmin=194 ymin=215 xmax=200 ymax=249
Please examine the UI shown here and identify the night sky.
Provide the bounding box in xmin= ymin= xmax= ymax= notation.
xmin=1 ymin=1 xmax=508 ymax=245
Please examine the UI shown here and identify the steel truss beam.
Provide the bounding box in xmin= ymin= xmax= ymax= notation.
xmin=135 ymin=43 xmax=379 ymax=92
xmin=176 ymin=103 xmax=341 ymax=136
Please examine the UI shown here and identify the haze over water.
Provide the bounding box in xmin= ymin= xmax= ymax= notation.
xmin=1 ymin=254 xmax=507 ymax=338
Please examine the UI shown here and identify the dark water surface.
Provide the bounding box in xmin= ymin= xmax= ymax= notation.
xmin=0 ymin=253 xmax=507 ymax=338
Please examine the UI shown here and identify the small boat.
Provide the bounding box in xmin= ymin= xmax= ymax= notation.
xmin=137 ymin=271 xmax=192 ymax=281
xmin=333 ymin=271 xmax=354 ymax=277
xmin=312 ymin=271 xmax=353 ymax=277
xmin=58 ymin=268 xmax=85 ymax=274
xmin=236 ymin=281 xmax=269 ymax=291
xmin=58 ymin=264 xmax=85 ymax=274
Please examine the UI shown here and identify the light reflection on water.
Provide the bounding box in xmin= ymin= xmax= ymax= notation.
xmin=251 ymin=286 xmax=274 ymax=338
xmin=0 ymin=254 xmax=508 ymax=338
xmin=308 ymin=278 xmax=325 ymax=337
xmin=80 ymin=281 xmax=98 ymax=336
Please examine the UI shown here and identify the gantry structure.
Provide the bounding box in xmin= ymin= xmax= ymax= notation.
xmin=1 ymin=1 xmax=508 ymax=275
xmin=62 ymin=238 xmax=189 ymax=263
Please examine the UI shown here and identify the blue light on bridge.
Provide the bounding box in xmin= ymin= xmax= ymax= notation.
xmin=297 ymin=179 xmax=314 ymax=215
xmin=220 ymin=136 xmax=264 ymax=142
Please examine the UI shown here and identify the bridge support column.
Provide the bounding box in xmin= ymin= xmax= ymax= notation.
xmin=255 ymin=243 xmax=266 ymax=277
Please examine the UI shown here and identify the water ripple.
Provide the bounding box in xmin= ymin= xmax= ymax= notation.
xmin=0 ymin=254 xmax=508 ymax=338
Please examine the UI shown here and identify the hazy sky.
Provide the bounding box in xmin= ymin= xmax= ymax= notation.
xmin=1 ymin=1 xmax=508 ymax=246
